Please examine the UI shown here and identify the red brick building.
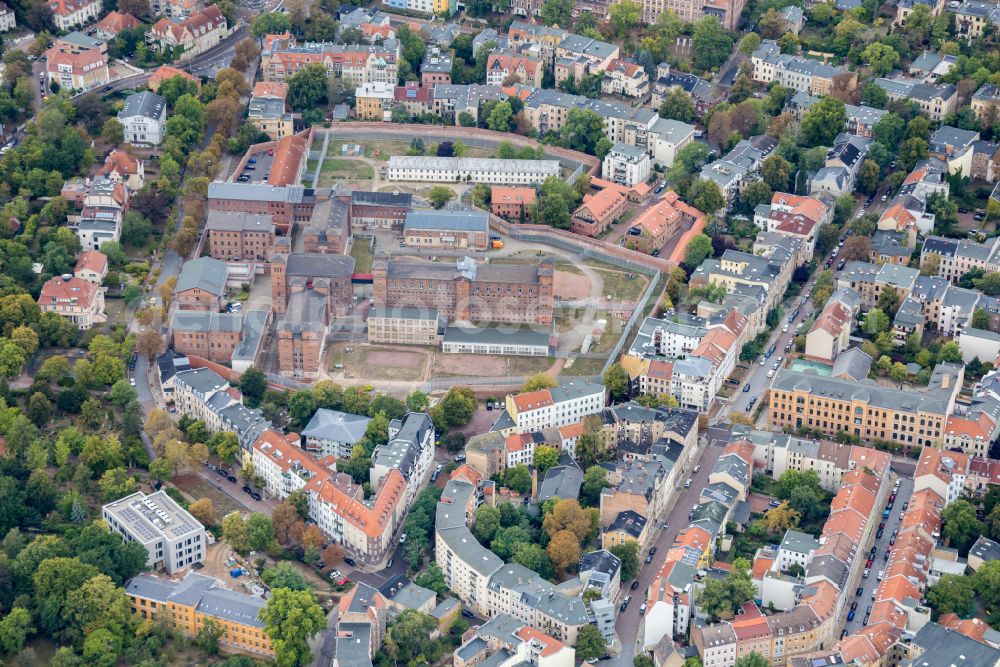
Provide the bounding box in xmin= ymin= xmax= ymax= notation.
xmin=491 ymin=186 xmax=536 ymax=221
xmin=207 ymin=182 xmax=316 ymax=236
xmin=373 ymin=256 xmax=554 ymax=325
xmin=206 ymin=211 xmax=276 ymax=261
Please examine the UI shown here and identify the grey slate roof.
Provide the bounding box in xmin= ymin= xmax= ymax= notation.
xmin=538 ymin=465 xmax=584 ymax=503
xmin=176 ymin=256 xmax=227 ymax=295
xmin=404 ymin=209 xmax=489 ymax=233
xmin=607 ymin=509 xmax=647 ymax=538
xmin=119 ymin=91 xmax=166 ymax=121
xmin=285 ymin=252 xmax=355 ymax=278
xmin=302 ymin=408 xmax=371 ymax=444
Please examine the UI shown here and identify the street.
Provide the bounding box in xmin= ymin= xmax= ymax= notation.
xmin=842 ymin=477 xmax=913 ymax=634
xmin=609 ymin=436 xmax=726 ymax=667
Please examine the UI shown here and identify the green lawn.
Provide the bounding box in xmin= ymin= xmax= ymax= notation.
xmin=350 ymin=236 xmax=375 ymax=273
xmin=318 ymin=157 xmax=374 ymax=185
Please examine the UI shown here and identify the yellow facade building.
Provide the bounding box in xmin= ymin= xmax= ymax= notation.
xmin=126 ymin=572 xmax=274 ymax=659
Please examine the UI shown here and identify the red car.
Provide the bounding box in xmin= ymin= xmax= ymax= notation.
xmin=866 ymin=558 xmax=873 ymax=568
xmin=337 ymin=577 xmax=350 ymax=586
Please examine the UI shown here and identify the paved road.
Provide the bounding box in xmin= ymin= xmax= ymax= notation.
xmin=842 ymin=477 xmax=913 ymax=634
xmin=610 ymin=437 xmax=726 ymax=667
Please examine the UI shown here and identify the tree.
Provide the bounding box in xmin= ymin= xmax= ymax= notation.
xmin=941 ymin=499 xmax=984 ymax=554
xmin=222 ymin=512 xmax=250 ymax=554
xmin=635 ymin=655 xmax=655 ymax=667
xmin=740 ymin=180 xmax=773 ymax=211
xmin=62 ymin=574 xmax=132 ymax=643
xmin=33 ymin=557 xmax=100 ymax=634
xmin=547 ymin=529 xmax=582 ymax=573
xmin=540 ymin=0 xmax=573 ymax=26
xmin=671 ymin=142 xmax=709 ymax=175
xmin=543 ymin=498 xmax=593 ymax=541
xmin=698 ymin=558 xmax=756 ymax=620
xmin=581 ymin=465 xmax=610 ymax=508
xmin=927 ymin=573 xmax=976 ymax=619
xmin=800 ymin=97 xmax=847 ymax=148
xmin=386 ymin=610 xmax=442 ymax=665
xmin=974 ymin=560 xmax=1000 ymax=611
xmin=610 ymin=540 xmax=640 ymax=581
xmin=428 ymin=186 xmax=456 ymax=209
xmin=973 ymin=308 xmax=991 ymax=330
xmin=687 ymin=180 xmax=725 ymax=217
xmin=503 ymin=465 xmax=532 ymax=494
xmin=841 ymin=236 xmax=872 ymax=263
xmin=861 ymin=43 xmax=900 ymax=77
xmin=474 ymin=505 xmax=502 ymax=546
xmin=761 ymin=154 xmax=793 ymax=191
xmin=562 ymin=108 xmax=613 ymax=157
xmin=857 ymin=159 xmax=880 ymax=195
xmin=658 ymin=88 xmax=696 ymax=122
xmin=434 ymin=386 xmax=476 ymax=427
xmin=609 ymin=0 xmax=641 ymax=37
xmin=262 ymin=563 xmax=309 ymax=591
xmin=487 ymin=100 xmax=513 ymax=132
xmin=763 ymin=502 xmax=800 ymax=533
xmin=533 ymin=445 xmax=560 ymax=476
xmin=0 ymin=607 xmax=33 ymax=654
xmin=261 ymin=588 xmax=326 ymax=667
xmin=82 ymin=628 xmax=120 ymax=667
xmin=691 ymin=17 xmax=734 ymax=72
xmin=251 ymin=12 xmax=291 ymax=37
xmin=522 ymin=373 xmax=557 ymax=392
xmin=0 ymin=337 xmax=26 ymax=378
xmin=735 ymin=654 xmax=770 ymax=667
xmin=562 ymin=618 xmax=604 ymax=659
xmin=287 ymin=64 xmax=329 ymax=111
xmin=603 ymin=363 xmax=630 ymax=401
xmin=188 ymin=498 xmax=218 ymax=527
xmin=684 ymin=233 xmax=714 ymax=268
xmin=27 ymin=392 xmax=51 ymax=427
xmin=239 ymin=367 xmax=267 ymax=408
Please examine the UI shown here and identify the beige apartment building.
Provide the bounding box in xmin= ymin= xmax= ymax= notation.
xmin=367 ymin=307 xmax=441 ymax=345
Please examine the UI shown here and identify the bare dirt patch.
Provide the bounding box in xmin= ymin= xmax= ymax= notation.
xmin=367 ymin=350 xmax=425 ymax=367
xmin=555 ymin=270 xmax=593 ymax=300
xmin=173 ymin=473 xmax=242 ymax=518
xmin=432 ymin=353 xmax=509 ymax=376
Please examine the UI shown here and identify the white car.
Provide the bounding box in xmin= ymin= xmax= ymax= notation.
xmin=399 ymin=533 xmax=408 ymax=544
xmin=877 ymin=570 xmax=884 ymax=580
xmin=782 ymin=325 xmax=789 ymax=333
xmin=767 ymin=369 xmax=775 ymax=378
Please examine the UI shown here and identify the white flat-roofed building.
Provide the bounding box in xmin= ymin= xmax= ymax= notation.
xmin=103 ymin=490 xmax=207 ymax=573
xmin=442 ymin=326 xmax=551 ymax=356
xmin=386 ymin=156 xmax=560 ymax=186
xmin=602 ymin=142 xmax=651 ymax=187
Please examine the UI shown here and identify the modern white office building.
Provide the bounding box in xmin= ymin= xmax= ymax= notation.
xmin=103 ymin=490 xmax=207 ymax=573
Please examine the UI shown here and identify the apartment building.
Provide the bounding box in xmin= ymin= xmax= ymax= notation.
xmin=44 ymin=44 xmax=109 ymax=92
xmin=643 ymin=0 xmax=746 ymax=27
xmin=603 ymin=143 xmax=651 ymax=188
xmin=599 ymin=460 xmax=672 ymax=529
xmin=552 ymin=33 xmax=619 ymax=85
xmin=74 ymin=249 xmax=108 ymax=285
xmin=38 ymin=274 xmax=106 ymax=329
xmin=386 ymin=156 xmax=560 ymax=186
xmin=206 ymin=211 xmax=276 ymax=262
xmin=348 ymin=190 xmax=412 ymax=230
xmin=570 ymin=184 xmax=629 ymax=237
xmin=920 ymin=234 xmax=1000 ymax=283
xmin=502 ymin=377 xmax=607 ymax=434
xmin=301 ymin=408 xmax=371 ymax=458
xmin=973 ymin=83 xmax=1000 ymax=121
xmin=50 ymin=0 xmax=102 ymax=31
xmin=486 ymin=51 xmax=543 ymax=88
xmin=208 ymin=182 xmax=317 ymax=235
xmin=691 ymin=245 xmax=795 ymax=312
xmin=699 ymin=138 xmax=776 ymax=205
xmin=248 ymin=82 xmax=293 ymax=140
xmin=768 ymin=363 xmax=964 ymax=448
xmin=367 ymin=306 xmax=442 ymax=346
xmin=148 ymin=5 xmax=228 ymax=58
xmin=751 ymin=41 xmax=856 ymax=95
xmin=98 ymin=149 xmax=145 ymax=191
xmin=804 ymin=288 xmax=861 ymax=363
xmin=754 ymin=192 xmax=833 ymax=263
xmin=103 ymin=490 xmax=206 ymax=573
xmin=252 ymin=428 xmax=410 ymax=566
xmin=954 ymin=0 xmax=1000 ymax=38
xmin=623 ymin=191 xmax=705 ymax=255
xmin=491 ymin=186 xmax=536 ymax=221
xmin=521 ymin=89 xmax=658 ymax=150
xmin=455 ymin=613 xmax=574 ymax=667
xmin=173 ymin=368 xmax=271 ymax=450
xmin=169 ymin=310 xmax=242 ymax=363
xmin=601 ymin=59 xmax=650 ymax=99
xmin=403 ymin=209 xmax=489 ymax=250
xmin=373 ymin=256 xmax=554 ymax=326
xmin=355 ymin=81 xmax=395 ymax=120
xmin=873 ymin=77 xmax=958 ymax=121
xmin=261 ymin=34 xmax=399 ymax=86
xmin=126 ymin=572 xmax=272 ymax=658
xmin=651 ymin=65 xmax=718 ymax=113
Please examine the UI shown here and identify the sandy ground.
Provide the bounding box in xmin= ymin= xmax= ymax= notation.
xmin=432 ymin=353 xmax=510 ymax=376
xmin=554 ymin=270 xmax=592 ymax=300
xmin=367 ymin=350 xmax=426 ymax=368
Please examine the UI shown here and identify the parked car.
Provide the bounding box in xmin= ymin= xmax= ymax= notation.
xmin=631 ymin=580 xmax=640 ymax=590
xmin=344 ymin=558 xmax=356 ymax=567
xmin=461 ymin=610 xmax=475 ymax=618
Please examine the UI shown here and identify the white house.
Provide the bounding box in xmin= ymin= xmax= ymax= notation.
xmin=602 ymin=142 xmax=651 ymax=187
xmin=118 ymin=91 xmax=168 ymax=146
xmin=0 ymin=3 xmax=16 ymax=32
xmin=50 ymin=0 xmax=103 ymax=31
xmin=503 ymin=377 xmax=607 ymax=434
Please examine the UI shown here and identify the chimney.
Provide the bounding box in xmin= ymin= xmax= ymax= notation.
xmin=942 ymin=373 xmax=950 ymax=390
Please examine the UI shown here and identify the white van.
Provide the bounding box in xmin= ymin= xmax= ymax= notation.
xmin=639 ymin=603 xmax=647 ymax=616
